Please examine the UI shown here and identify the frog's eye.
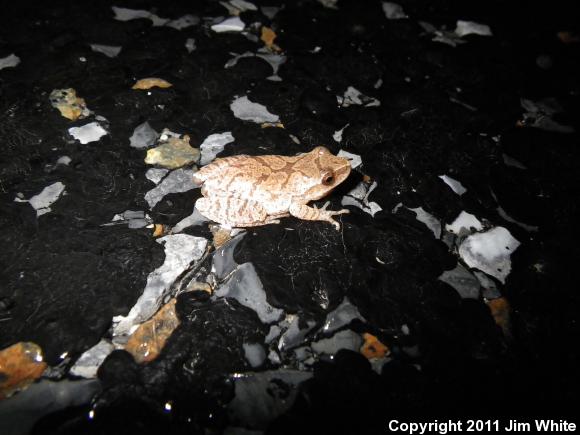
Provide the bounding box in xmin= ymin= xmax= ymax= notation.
xmin=322 ymin=171 xmax=335 ymax=185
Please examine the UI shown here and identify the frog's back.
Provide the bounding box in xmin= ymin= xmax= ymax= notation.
xmin=193 ymin=155 xmax=250 ymax=184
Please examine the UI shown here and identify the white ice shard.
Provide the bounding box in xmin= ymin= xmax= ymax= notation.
xmin=382 ymin=2 xmax=408 ymax=19
xmin=225 ymin=51 xmax=286 ymax=80
xmin=311 ymin=330 xmax=363 ymax=355
xmin=333 ymin=124 xmax=349 ymax=143
xmin=243 ymin=343 xmax=266 ymax=368
xmin=172 ymin=208 xmax=210 ymax=233
xmin=458 ymin=227 xmax=520 ymax=283
xmin=228 ymin=370 xmax=312 ymax=429
xmin=199 ymin=132 xmax=235 ymax=165
xmin=446 ymin=211 xmax=483 ymax=235
xmin=439 ymin=174 xmax=467 ymax=195
xmin=68 ymin=122 xmax=108 ymax=144
xmin=89 ymin=44 xmax=122 ymax=58
xmin=166 ymin=15 xmax=199 ymax=30
xmin=56 ymin=156 xmax=72 ymax=165
xmin=454 ymin=20 xmax=493 ymax=37
xmin=214 ymin=262 xmax=283 ymax=324
xmin=211 ymin=16 xmax=245 ymax=33
xmin=438 ymin=264 xmax=480 ymax=299
xmin=144 ymin=168 xmax=198 ymax=209
xmin=277 ymin=316 xmax=316 ymax=351
xmin=70 ymin=339 xmax=114 ymax=378
xmin=113 ymin=234 xmax=207 ymax=338
xmin=337 ymin=149 xmax=362 ymax=169
xmin=185 ymin=38 xmax=196 ymax=53
xmin=230 ymin=96 xmax=280 ymax=124
xmin=341 ymin=181 xmax=382 ymax=217
xmin=337 ymin=86 xmax=380 ymax=107
xmin=0 ymin=53 xmax=20 ymax=70
xmin=111 ymin=6 xmax=169 ymax=26
xmin=261 ymin=6 xmax=280 ymax=19
xmin=322 ymin=297 xmax=366 ymax=334
xmin=129 ymin=121 xmax=158 ymax=149
xmin=15 ymin=182 xmax=66 ymax=217
xmin=409 ymin=206 xmax=441 ymax=238
xmin=145 ymin=168 xmax=169 ymax=185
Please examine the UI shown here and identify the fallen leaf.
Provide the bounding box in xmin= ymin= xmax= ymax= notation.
xmin=557 ymin=31 xmax=580 ymax=44
xmin=132 ymin=78 xmax=173 ymax=90
xmin=153 ymin=223 xmax=166 ymax=237
xmin=0 ymin=342 xmax=47 ymax=400
xmin=49 ymin=88 xmax=90 ymax=121
xmin=486 ymin=297 xmax=511 ymax=338
xmin=261 ymin=26 xmax=281 ymax=52
xmin=125 ymin=299 xmax=180 ymax=363
xmin=360 ymin=333 xmax=390 ymax=359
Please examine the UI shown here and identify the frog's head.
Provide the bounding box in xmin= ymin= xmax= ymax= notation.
xmin=305 ymin=146 xmax=352 ymax=200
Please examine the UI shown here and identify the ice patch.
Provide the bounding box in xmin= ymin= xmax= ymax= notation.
xmin=211 ymin=16 xmax=245 ymax=33
xmin=199 ymin=132 xmax=235 ymax=165
xmin=502 ymin=153 xmax=526 ymax=169
xmin=337 ymin=86 xmax=380 ymax=107
xmin=243 ymin=343 xmax=266 ymax=368
xmin=311 ymin=330 xmax=363 ymax=355
xmin=225 ymin=51 xmax=286 ymax=81
xmin=230 ymin=96 xmax=280 ymax=124
xmin=68 ymin=122 xmax=108 ymax=144
xmin=446 ymin=211 xmax=483 ymax=235
xmin=439 ymin=174 xmax=467 ymax=195
xmin=454 ymin=20 xmax=493 ymax=37
xmin=111 ymin=6 xmax=169 ymax=26
xmin=0 ymin=53 xmax=20 ymax=70
xmin=89 ymin=44 xmax=122 ymax=58
xmin=333 ymin=124 xmax=349 ymax=143
xmin=105 ymin=210 xmax=151 ymax=229
xmin=214 ymin=262 xmax=283 ymax=324
xmin=185 ymin=38 xmax=196 ymax=53
xmin=15 ymin=182 xmax=66 ymax=217
xmin=172 ymin=208 xmax=210 ymax=233
xmin=166 ymin=15 xmax=199 ymax=30
xmin=438 ymin=264 xmax=480 ymax=299
xmin=113 ymin=234 xmax=207 ymax=338
xmin=70 ymin=340 xmax=114 ymax=378
xmin=520 ymin=98 xmax=574 ymax=133
xmin=145 ymin=168 xmax=169 ymax=185
xmin=341 ymin=181 xmax=382 ymax=217
xmin=129 ymin=121 xmax=158 ymax=149
xmin=322 ymin=297 xmax=366 ymax=334
xmin=277 ymin=316 xmax=316 ymax=351
xmin=228 ymin=370 xmax=312 ymax=429
xmin=409 ymin=206 xmax=441 ymax=238
xmin=144 ymin=168 xmax=198 ymax=209
xmin=458 ymin=227 xmax=520 ymax=283
xmin=261 ymin=6 xmax=280 ymax=19
xmin=318 ymin=0 xmax=338 ymax=9
xmin=337 ymin=149 xmax=362 ymax=169
xmin=382 ymin=2 xmax=407 ymax=19
xmin=220 ymin=0 xmax=258 ymax=15
xmin=0 ymin=379 xmax=100 ymax=435
xmin=56 ymin=156 xmax=72 ymax=165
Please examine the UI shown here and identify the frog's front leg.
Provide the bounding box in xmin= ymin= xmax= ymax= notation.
xmin=288 ymin=202 xmax=349 ymax=230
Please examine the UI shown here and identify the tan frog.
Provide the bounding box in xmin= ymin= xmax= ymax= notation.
xmin=192 ymin=146 xmax=351 ymax=230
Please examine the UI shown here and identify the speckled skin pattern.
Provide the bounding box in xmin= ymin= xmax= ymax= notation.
xmin=193 ymin=146 xmax=351 ymax=229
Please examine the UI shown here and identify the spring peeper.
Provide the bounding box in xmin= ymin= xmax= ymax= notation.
xmin=192 ymin=146 xmax=351 ymax=230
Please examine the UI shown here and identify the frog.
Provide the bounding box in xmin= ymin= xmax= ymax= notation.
xmin=192 ymin=146 xmax=351 ymax=230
